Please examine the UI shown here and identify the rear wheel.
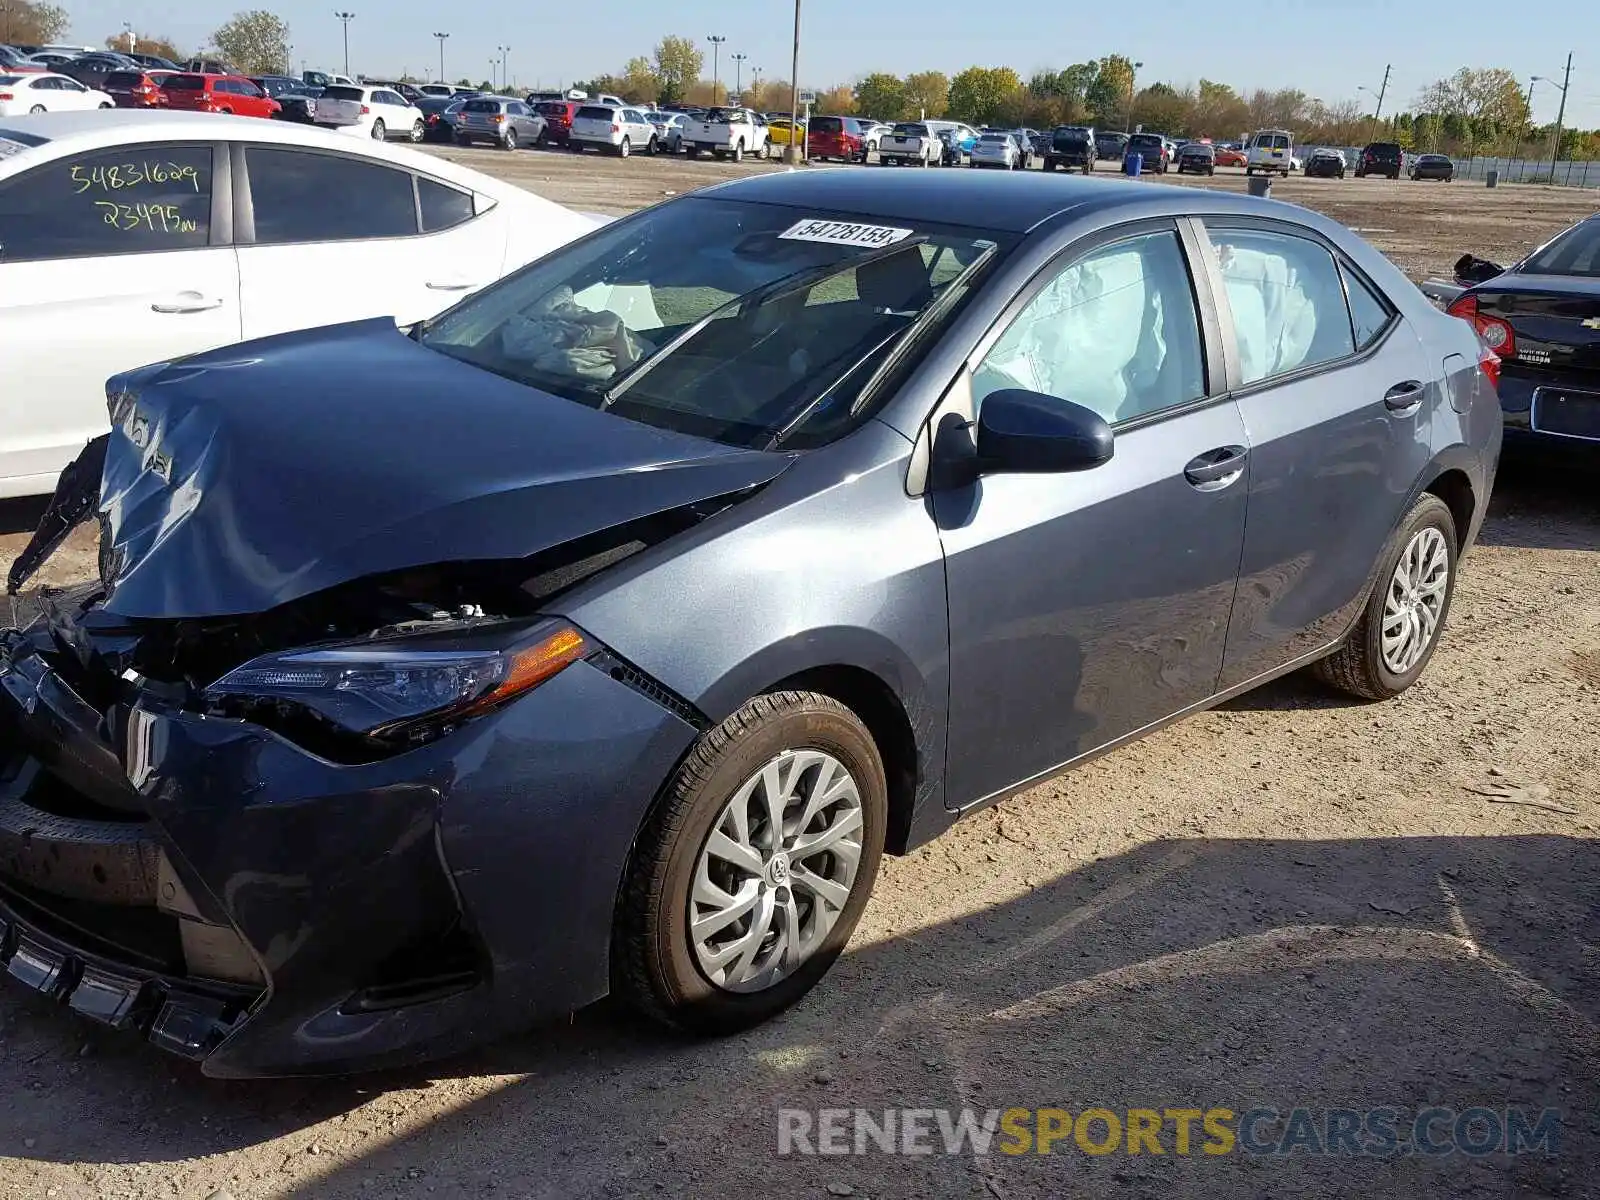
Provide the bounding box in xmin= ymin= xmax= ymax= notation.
xmin=731 ymin=141 xmax=744 ymax=162
xmin=98 ymin=102 xmax=112 ymax=109
xmin=614 ymin=691 xmax=887 ymax=1033
xmin=618 ymin=136 xmax=631 ymax=158
xmin=645 ymin=135 xmax=657 ymax=156
xmin=370 ymin=118 xmax=386 ymax=140
xmin=28 ymin=104 xmax=45 ymax=114
xmin=409 ymin=119 xmax=424 ymax=143
xmin=1315 ymin=494 xmax=1458 ymax=701
xmin=502 ymin=127 xmax=517 ymax=150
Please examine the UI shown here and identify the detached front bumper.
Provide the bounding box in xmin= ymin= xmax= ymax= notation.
xmin=0 ymin=608 xmax=700 ymax=1076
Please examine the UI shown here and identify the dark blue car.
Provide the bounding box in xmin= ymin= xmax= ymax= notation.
xmin=0 ymin=171 xmax=1501 ymax=1076
xmin=1447 ymin=213 xmax=1600 ymax=446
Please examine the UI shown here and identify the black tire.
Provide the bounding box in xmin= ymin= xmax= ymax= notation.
xmin=1314 ymin=493 xmax=1458 ymax=701
xmin=614 ymin=690 xmax=887 ymax=1034
xmin=1043 ymin=159 xmax=1055 ymax=172
xmin=536 ymin=129 xmax=548 ymax=148
xmin=502 ymin=127 xmax=517 ymax=150
xmin=28 ymin=104 xmax=45 ymax=114
xmin=731 ymin=141 xmax=743 ymax=163
xmin=618 ymin=136 xmax=630 ymax=158
xmin=409 ymin=119 xmax=424 ymax=143
xmin=646 ymin=135 xmax=657 ymax=156
xmin=370 ymin=118 xmax=385 ymax=140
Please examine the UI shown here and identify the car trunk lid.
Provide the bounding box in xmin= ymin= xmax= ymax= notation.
xmin=1474 ymin=275 xmax=1600 ymax=372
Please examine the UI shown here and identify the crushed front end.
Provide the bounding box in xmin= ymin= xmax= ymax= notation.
xmin=0 ymin=581 xmax=702 ymax=1077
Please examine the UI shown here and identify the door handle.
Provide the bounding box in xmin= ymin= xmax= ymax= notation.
xmin=1184 ymin=445 xmax=1249 ymax=488
xmin=1384 ymin=380 xmax=1425 ymax=412
xmin=425 ymin=280 xmax=479 ymax=292
xmin=151 ymin=293 xmax=224 ymax=314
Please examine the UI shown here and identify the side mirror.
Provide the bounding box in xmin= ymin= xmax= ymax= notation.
xmin=975 ymin=389 xmax=1114 ymax=474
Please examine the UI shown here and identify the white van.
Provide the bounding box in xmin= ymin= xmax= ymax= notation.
xmin=1246 ymin=128 xmax=1294 ymax=176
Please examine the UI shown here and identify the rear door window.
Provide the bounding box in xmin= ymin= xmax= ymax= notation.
xmin=245 ymin=147 xmax=418 ymax=244
xmin=0 ymin=143 xmax=213 ymax=262
xmin=1207 ymin=225 xmax=1356 ymax=384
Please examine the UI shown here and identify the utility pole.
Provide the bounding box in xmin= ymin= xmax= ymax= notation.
xmin=707 ymin=35 xmax=726 ymax=104
xmin=1370 ymin=63 xmax=1391 ymax=139
xmin=1125 ymin=61 xmax=1141 ymax=134
xmin=786 ymin=0 xmax=801 ymax=164
xmin=1549 ymin=51 xmax=1573 ymax=180
xmin=500 ymin=46 xmax=511 ymax=91
xmin=731 ymin=52 xmax=746 ymax=101
xmin=433 ymin=32 xmax=448 ymax=83
xmin=334 ymin=11 xmax=355 ymax=77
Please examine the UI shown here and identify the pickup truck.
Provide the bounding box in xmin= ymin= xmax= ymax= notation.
xmin=685 ymin=107 xmax=773 ymax=161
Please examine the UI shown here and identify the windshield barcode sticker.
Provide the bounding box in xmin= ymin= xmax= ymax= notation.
xmin=779 ymin=219 xmax=914 ymax=249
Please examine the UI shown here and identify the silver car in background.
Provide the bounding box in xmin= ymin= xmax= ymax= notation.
xmin=453 ymin=97 xmax=546 ymax=150
xmin=643 ymin=110 xmax=687 ymax=153
xmin=970 ymin=132 xmax=1024 ymax=170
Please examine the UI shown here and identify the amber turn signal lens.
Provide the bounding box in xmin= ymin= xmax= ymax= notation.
xmin=465 ymin=625 xmax=587 ymax=714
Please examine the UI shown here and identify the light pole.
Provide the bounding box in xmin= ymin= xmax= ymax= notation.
xmin=1125 ymin=60 xmax=1141 ymax=134
xmin=498 ymin=45 xmax=511 ymax=91
xmin=489 ymin=57 xmax=497 ymax=91
xmin=785 ymin=1 xmax=801 ymax=164
xmin=1356 ymin=65 xmax=1390 ymax=141
xmin=433 ymin=32 xmax=448 ymax=83
xmin=333 ymin=12 xmax=355 ymax=78
xmin=122 ymin=22 xmax=134 ymax=52
xmin=707 ymin=34 xmax=726 ymax=104
xmin=1543 ymin=54 xmax=1572 ymax=180
xmin=731 ymin=52 xmax=747 ymax=101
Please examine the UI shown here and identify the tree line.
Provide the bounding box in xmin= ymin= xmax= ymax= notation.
xmin=582 ymin=42 xmax=1600 ymax=160
xmin=7 ymin=2 xmax=1595 ymax=160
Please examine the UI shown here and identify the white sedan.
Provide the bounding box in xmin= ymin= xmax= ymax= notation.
xmin=0 ymin=72 xmax=114 ymax=115
xmin=313 ymin=84 xmax=426 ymax=142
xmin=969 ymin=132 xmax=1024 ymax=170
xmin=0 ymin=111 xmax=603 ymax=498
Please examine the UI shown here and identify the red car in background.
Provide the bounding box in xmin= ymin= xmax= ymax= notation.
xmin=807 ymin=115 xmax=868 ymax=162
xmin=102 ymin=68 xmax=178 ymax=107
xmin=534 ymin=99 xmax=581 ymax=145
xmin=1213 ymin=145 xmax=1247 ymax=168
xmin=159 ymin=73 xmax=280 ymax=118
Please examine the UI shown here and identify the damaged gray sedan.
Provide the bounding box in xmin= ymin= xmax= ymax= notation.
xmin=0 ymin=170 xmax=1498 ymax=1075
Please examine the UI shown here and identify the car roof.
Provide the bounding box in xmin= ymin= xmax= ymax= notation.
xmin=0 ymin=111 xmax=501 ymax=195
xmin=696 ymin=169 xmax=1320 ymax=234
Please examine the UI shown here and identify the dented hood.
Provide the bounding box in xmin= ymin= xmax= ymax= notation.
xmin=95 ymin=319 xmax=791 ymax=619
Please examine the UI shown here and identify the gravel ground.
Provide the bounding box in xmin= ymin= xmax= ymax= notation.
xmin=0 ymin=153 xmax=1596 ymax=1200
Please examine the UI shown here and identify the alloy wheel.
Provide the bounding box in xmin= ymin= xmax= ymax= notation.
xmin=690 ymin=749 xmax=864 ymax=993
xmin=1381 ymin=527 xmax=1450 ymax=675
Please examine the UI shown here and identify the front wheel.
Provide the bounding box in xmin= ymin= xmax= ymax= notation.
xmin=370 ymin=118 xmax=386 ymax=140
xmin=613 ymin=690 xmax=887 ymax=1033
xmin=1315 ymin=494 xmax=1458 ymax=701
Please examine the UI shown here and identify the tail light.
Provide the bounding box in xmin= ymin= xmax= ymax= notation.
xmin=493 ymin=114 xmax=505 ymax=123
xmin=360 ymin=103 xmax=370 ymax=114
xmin=0 ymin=92 xmax=11 ymax=101
xmin=1445 ymin=294 xmax=1517 ymax=358
xmin=1477 ymin=345 xmax=1501 ymax=390
xmin=611 ymin=122 xmax=620 ymax=132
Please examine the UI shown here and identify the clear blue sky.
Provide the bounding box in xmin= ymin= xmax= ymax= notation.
xmin=63 ymin=0 xmax=1600 ymax=128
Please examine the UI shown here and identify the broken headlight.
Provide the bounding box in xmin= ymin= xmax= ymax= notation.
xmin=204 ymin=620 xmax=588 ymax=739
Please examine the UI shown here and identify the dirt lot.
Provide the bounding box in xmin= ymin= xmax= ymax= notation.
xmin=0 ymin=153 xmax=1597 ymax=1200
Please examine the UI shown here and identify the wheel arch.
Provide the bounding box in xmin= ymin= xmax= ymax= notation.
xmin=1422 ymin=466 xmax=1476 ymax=553
xmin=763 ymin=664 xmax=921 ymax=856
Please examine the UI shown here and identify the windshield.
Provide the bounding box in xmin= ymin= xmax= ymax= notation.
xmin=322 ymin=85 xmax=364 ymax=101
xmin=1522 ymin=221 xmax=1600 ymax=278
xmin=1129 ymin=134 xmax=1162 ymax=148
xmin=463 ymin=99 xmax=502 ymax=113
xmin=811 ymin=117 xmax=843 ymax=134
xmin=418 ymin=198 xmax=1009 ymax=450
xmin=576 ymin=105 xmax=615 ymax=119
xmin=891 ymin=123 xmax=927 ymax=136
